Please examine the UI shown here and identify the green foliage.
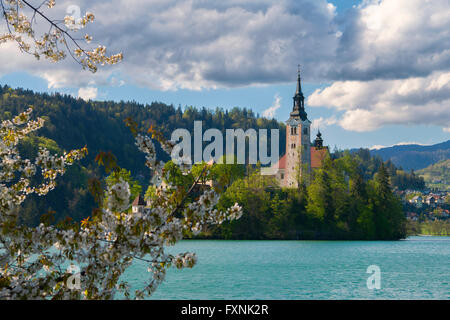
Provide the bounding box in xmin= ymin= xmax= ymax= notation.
xmin=164 ymin=160 xmax=194 ymax=188
xmin=416 ymin=159 xmax=450 ymax=191
xmin=209 ymin=155 xmax=245 ymax=192
xmin=369 ymin=141 xmax=450 ymax=171
xmin=210 ymin=151 xmax=407 ymax=240
xmin=407 ymin=220 xmax=450 ymax=236
xmin=391 ymin=169 xmax=426 ymax=191
xmin=0 ymin=85 xmax=283 ymax=226
xmin=371 ymin=164 xmax=406 ymax=239
xmin=215 ymin=170 xmax=277 ymax=239
xmin=19 ymin=135 xmax=61 ymax=158
xmin=342 ymin=148 xmax=426 ymax=191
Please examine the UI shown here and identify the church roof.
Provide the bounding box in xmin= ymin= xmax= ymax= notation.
xmin=290 ymin=67 xmax=308 ymax=122
xmin=272 ymin=154 xmax=287 ymax=170
xmin=295 ymin=68 xmax=303 ymax=98
xmin=311 ymin=147 xmax=328 ymax=168
xmin=132 ymin=195 xmax=146 ymax=206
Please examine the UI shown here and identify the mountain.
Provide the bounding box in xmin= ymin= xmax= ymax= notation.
xmin=416 ymin=159 xmax=450 ymax=191
xmin=369 ymin=141 xmax=450 ymax=171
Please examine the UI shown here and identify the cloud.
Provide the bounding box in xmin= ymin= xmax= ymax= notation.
xmin=308 ymin=71 xmax=450 ymax=132
xmin=369 ymin=145 xmax=386 ymax=150
xmin=262 ymin=94 xmax=282 ymax=119
xmin=311 ymin=116 xmax=337 ymax=130
xmin=0 ymin=0 xmax=339 ymax=90
xmin=370 ymin=141 xmax=430 ymax=150
xmin=330 ymin=0 xmax=450 ymax=82
xmin=1 ymin=0 xmax=449 ymax=89
xmin=0 ymin=0 xmax=449 ymax=136
xmin=78 ymin=87 xmax=98 ymax=100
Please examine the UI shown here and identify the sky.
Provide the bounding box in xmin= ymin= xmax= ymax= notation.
xmin=0 ymin=0 xmax=449 ymax=150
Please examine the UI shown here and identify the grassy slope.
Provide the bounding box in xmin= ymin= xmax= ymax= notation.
xmin=416 ymin=159 xmax=450 ymax=191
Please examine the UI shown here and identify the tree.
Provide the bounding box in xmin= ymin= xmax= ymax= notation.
xmin=1 ymin=0 xmax=122 ymax=72
xmin=209 ymin=155 xmax=245 ymax=192
xmin=371 ymin=163 xmax=406 ymax=239
xmin=105 ymin=168 xmax=142 ymax=205
xmin=217 ymin=169 xmax=274 ymax=239
xmin=0 ymin=109 xmax=242 ymax=299
xmin=0 ymin=1 xmax=244 ymax=299
xmin=307 ymin=168 xmax=334 ymax=225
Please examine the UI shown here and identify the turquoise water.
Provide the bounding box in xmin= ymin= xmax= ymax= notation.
xmin=122 ymin=236 xmax=450 ymax=299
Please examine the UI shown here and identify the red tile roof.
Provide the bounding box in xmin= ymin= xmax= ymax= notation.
xmin=132 ymin=195 xmax=146 ymax=206
xmin=272 ymin=154 xmax=287 ymax=169
xmin=272 ymin=147 xmax=328 ymax=171
xmin=311 ymin=147 xmax=328 ymax=168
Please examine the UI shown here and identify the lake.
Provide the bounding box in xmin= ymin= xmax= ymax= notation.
xmin=122 ymin=236 xmax=450 ymax=299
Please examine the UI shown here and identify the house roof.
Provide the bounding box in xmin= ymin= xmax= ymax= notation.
xmin=132 ymin=195 xmax=146 ymax=206
xmin=311 ymin=147 xmax=328 ymax=168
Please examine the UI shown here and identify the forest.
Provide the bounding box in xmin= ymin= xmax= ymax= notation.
xmin=184 ymin=152 xmax=408 ymax=240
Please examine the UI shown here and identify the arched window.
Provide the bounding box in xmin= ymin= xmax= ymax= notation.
xmin=303 ymin=127 xmax=308 ymax=135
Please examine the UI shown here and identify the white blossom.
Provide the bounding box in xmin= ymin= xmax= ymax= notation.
xmin=0 ymin=108 xmax=242 ymax=300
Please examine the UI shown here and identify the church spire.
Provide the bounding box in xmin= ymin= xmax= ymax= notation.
xmin=290 ymin=65 xmax=308 ymax=121
xmin=296 ymin=65 xmax=302 ymax=96
xmin=314 ymin=130 xmax=323 ymax=148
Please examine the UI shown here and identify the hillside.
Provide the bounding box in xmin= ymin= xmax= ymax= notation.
xmin=416 ymin=159 xmax=450 ymax=191
xmin=0 ymin=85 xmax=284 ymax=225
xmin=369 ymin=141 xmax=450 ymax=171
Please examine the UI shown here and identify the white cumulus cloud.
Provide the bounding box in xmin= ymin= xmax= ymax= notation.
xmin=78 ymin=87 xmax=98 ymax=100
xmin=0 ymin=0 xmax=339 ymax=90
xmin=329 ymin=0 xmax=450 ymax=81
xmin=311 ymin=116 xmax=338 ymax=130
xmin=308 ymin=71 xmax=450 ymax=132
xmin=262 ymin=94 xmax=282 ymax=119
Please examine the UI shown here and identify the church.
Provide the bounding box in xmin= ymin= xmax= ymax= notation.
xmin=272 ymin=69 xmax=328 ymax=188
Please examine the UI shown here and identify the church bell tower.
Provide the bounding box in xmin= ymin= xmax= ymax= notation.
xmin=284 ymin=67 xmax=311 ymax=187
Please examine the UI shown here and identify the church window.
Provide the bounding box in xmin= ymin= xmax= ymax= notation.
xmin=281 ymin=173 xmax=284 ymax=180
xmin=291 ymin=127 xmax=298 ymax=135
xmin=303 ymin=128 xmax=308 ymax=135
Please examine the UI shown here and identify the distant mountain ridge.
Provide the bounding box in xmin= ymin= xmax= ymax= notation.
xmin=367 ymin=140 xmax=450 ymax=171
